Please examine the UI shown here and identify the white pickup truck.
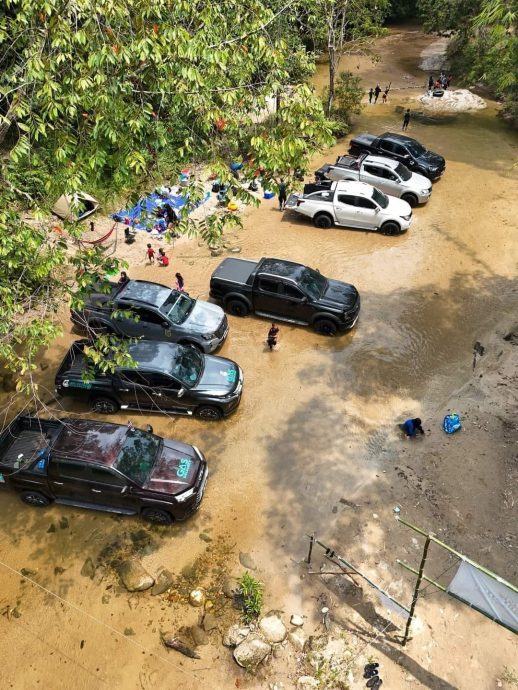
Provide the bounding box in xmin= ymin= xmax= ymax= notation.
xmin=315 ymin=154 xmax=432 ymax=207
xmin=285 ymin=180 xmax=413 ymax=235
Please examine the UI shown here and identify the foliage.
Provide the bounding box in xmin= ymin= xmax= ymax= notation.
xmin=417 ymin=0 xmax=481 ymax=32
xmin=237 ymin=572 xmax=264 ymax=623
xmin=0 ymin=0 xmax=334 ymax=387
xmin=386 ymin=0 xmax=417 ymax=21
xmin=323 ymin=71 xmax=364 ymax=133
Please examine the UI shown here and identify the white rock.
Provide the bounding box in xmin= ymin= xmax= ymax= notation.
xmin=233 ymin=635 xmax=271 ymax=670
xmin=418 ymin=89 xmax=486 ymax=113
xmin=189 ymin=589 xmax=205 ymax=607
xmin=290 ymin=614 xmax=304 ymax=627
xmin=288 ymin=629 xmax=306 ymax=652
xmin=117 ymin=559 xmax=154 ymax=592
xmin=259 ymin=613 xmax=287 ymax=643
xmin=223 ymin=624 xmax=250 ymax=647
xmin=297 ymin=677 xmax=319 ymax=689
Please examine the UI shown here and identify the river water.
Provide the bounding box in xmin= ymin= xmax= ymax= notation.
xmin=0 ymin=26 xmax=516 ymax=690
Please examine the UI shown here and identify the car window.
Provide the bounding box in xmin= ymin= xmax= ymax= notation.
xmin=392 ymin=143 xmax=407 ymax=156
xmin=90 ymin=466 xmax=127 ymax=487
xmin=148 ymin=373 xmax=179 ymax=389
xmin=258 ymin=278 xmax=279 ymax=294
xmin=337 ymin=194 xmax=356 ymax=206
xmin=355 ymin=196 xmax=377 ymax=210
xmin=283 ymin=284 xmax=304 ymax=300
xmin=135 ymin=308 xmax=164 ymax=325
xmin=54 ymin=460 xmax=90 ymax=481
xmin=380 ymin=140 xmax=394 ymax=153
xmin=364 ymin=165 xmax=384 ymax=178
xmin=120 ymin=370 xmax=152 ymax=386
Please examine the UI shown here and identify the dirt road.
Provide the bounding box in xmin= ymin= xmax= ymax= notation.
xmin=0 ymin=27 xmax=517 ymax=690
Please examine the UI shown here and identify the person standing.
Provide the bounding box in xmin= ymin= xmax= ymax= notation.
xmin=146 ymin=243 xmax=155 ymax=264
xmin=402 ymin=108 xmax=411 ymax=131
xmin=175 ymin=272 xmax=185 ymax=292
xmin=374 ymin=83 xmax=381 ymax=103
xmin=382 ymin=87 xmax=389 ymax=103
xmin=118 ymin=271 xmax=129 ymax=285
xmin=278 ymin=178 xmax=287 ymax=210
xmin=267 ymin=323 xmax=279 ymax=351
xmin=428 ymin=75 xmax=434 ymax=92
xmin=368 ymin=87 xmax=374 ymax=104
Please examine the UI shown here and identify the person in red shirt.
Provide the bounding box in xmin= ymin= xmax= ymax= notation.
xmin=157 ymin=248 xmax=169 ymax=267
xmin=146 ymin=243 xmax=155 ymax=264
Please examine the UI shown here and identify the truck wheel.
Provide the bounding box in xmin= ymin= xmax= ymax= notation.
xmin=226 ymin=299 xmax=250 ymax=317
xmin=314 ymin=213 xmax=333 ymax=229
xmin=142 ymin=507 xmax=174 ymax=525
xmin=314 ymin=319 xmax=338 ymax=336
xmin=91 ymin=397 xmax=119 ymax=414
xmin=21 ymin=491 xmax=51 ymax=507
xmin=178 ymin=340 xmax=203 ymax=352
xmin=401 ymin=193 xmax=418 ymax=207
xmin=380 ymin=221 xmax=402 ymax=236
xmin=197 ymin=405 xmax=223 ymax=420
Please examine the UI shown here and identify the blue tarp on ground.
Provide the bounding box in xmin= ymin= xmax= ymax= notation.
xmin=112 ymin=190 xmax=210 ymax=233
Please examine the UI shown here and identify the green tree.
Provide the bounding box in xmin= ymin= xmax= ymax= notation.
xmin=323 ymin=70 xmax=364 ymax=134
xmin=0 ymin=0 xmax=333 ymax=387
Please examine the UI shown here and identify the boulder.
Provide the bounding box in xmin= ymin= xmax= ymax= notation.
xmin=288 ymin=629 xmax=306 ymax=652
xmin=239 ymin=552 xmax=257 ymax=570
xmin=223 ymin=624 xmax=250 ymax=647
xmin=259 ymin=613 xmax=286 ymax=644
xmin=222 ymin=575 xmax=235 ymax=598
xmin=80 ymin=557 xmax=96 ymax=580
xmin=202 ymin=612 xmax=218 ymax=632
xmin=118 ymin=559 xmax=154 ymax=592
xmin=151 ymin=569 xmax=173 ymax=595
xmin=233 ymin=635 xmax=271 ymax=670
xmin=297 ymin=677 xmax=319 ymax=690
xmin=290 ymin=614 xmax=304 ymax=627
xmin=190 ymin=625 xmax=209 ymax=646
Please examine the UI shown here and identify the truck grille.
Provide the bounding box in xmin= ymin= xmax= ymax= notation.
xmin=214 ymin=316 xmax=228 ymax=339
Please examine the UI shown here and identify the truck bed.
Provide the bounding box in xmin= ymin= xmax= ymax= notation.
xmin=0 ymin=416 xmax=62 ymax=469
xmin=56 ymin=340 xmax=88 ymax=379
xmin=210 ymin=258 xmax=257 ymax=286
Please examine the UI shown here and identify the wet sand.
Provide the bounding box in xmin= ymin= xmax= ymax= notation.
xmin=1 ymin=26 xmax=517 ymax=690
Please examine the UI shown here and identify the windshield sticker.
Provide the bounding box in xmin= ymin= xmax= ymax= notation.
xmin=0 ymin=473 xmax=4 ymax=483
xmin=226 ymin=369 xmax=237 ymax=384
xmin=177 ymin=457 xmax=192 ymax=480
xmin=62 ymin=379 xmax=92 ymax=390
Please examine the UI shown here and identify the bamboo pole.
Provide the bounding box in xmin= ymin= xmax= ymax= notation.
xmin=402 ymin=534 xmax=431 ymax=646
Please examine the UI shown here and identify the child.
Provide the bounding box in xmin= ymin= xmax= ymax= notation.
xmin=267 ymin=323 xmax=279 ymax=351
xmin=146 ymin=243 xmax=155 ymax=264
xmin=382 ymin=88 xmax=389 ymax=103
xmin=175 ymin=272 xmax=184 ymax=292
xmin=157 ymin=248 xmax=169 ymax=267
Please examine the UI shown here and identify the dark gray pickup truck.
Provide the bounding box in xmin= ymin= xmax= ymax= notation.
xmin=210 ymin=257 xmax=360 ymax=335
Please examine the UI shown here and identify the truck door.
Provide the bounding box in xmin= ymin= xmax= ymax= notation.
xmin=280 ymin=283 xmax=313 ymax=324
xmin=353 ymin=196 xmax=379 ymax=230
xmin=334 ymin=194 xmax=361 ymax=228
xmin=253 ymin=277 xmax=286 ymax=317
xmin=361 ymin=164 xmax=396 ymax=196
xmin=113 ymin=305 xmax=171 ymax=341
xmin=47 ymin=459 xmax=93 ymax=502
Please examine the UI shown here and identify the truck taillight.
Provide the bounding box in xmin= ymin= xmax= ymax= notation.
xmin=297 ymin=199 xmax=304 ymax=207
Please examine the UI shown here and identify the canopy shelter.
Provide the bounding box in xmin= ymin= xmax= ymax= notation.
xmin=52 ymin=192 xmax=99 ymax=221
xmin=112 ymin=189 xmax=209 ymax=234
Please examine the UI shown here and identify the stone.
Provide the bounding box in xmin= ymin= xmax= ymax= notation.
xmin=297 ymin=677 xmax=319 ymax=690
xmin=151 ymin=569 xmax=173 ymax=596
xmin=269 ymin=684 xmax=285 ymax=690
xmin=189 ymin=589 xmax=206 ymax=607
xmin=46 ymin=524 xmax=56 ymax=533
xmin=238 ymin=552 xmax=257 ymax=570
xmin=223 ymin=624 xmax=250 ymax=647
xmin=259 ymin=613 xmax=286 ymax=644
xmin=199 ymin=532 xmax=212 ymax=543
xmin=80 ymin=557 xmax=96 ymax=580
xmin=290 ymin=614 xmax=304 ymax=627
xmin=233 ymin=635 xmax=271 ymax=670
xmin=230 ymin=246 xmax=241 ymax=253
xmin=288 ymin=630 xmax=306 ymax=652
xmin=124 ymin=627 xmax=135 ymax=636
xmin=191 ymin=625 xmax=209 ymax=646
xmin=211 ymin=248 xmax=223 ymax=257
xmin=118 ymin=559 xmax=154 ymax=592
xmin=202 ymin=612 xmax=218 ymax=632
xmin=59 ymin=516 xmax=69 ymax=529
xmin=20 ymin=568 xmax=36 ymax=577
xmin=222 ymin=575 xmax=235 ymax=598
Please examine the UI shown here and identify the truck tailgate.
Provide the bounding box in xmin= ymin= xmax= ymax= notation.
xmin=285 ymin=193 xmax=300 ymax=209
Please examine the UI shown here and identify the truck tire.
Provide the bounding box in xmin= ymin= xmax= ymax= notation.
xmin=21 ymin=491 xmax=51 ymax=507
xmin=142 ymin=507 xmax=174 ymax=525
xmin=380 ymin=221 xmax=402 ymax=236
xmin=226 ymin=298 xmax=250 ymax=317
xmin=314 ymin=213 xmax=333 ymax=229
xmin=178 ymin=340 xmax=203 ymax=352
xmin=314 ymin=318 xmax=338 ymax=336
xmin=197 ymin=405 xmax=223 ymax=420
xmin=91 ymin=396 xmax=119 ymax=414
xmin=401 ymin=193 xmax=418 ymax=207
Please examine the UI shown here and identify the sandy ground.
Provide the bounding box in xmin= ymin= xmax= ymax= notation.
xmin=1 ymin=26 xmax=517 ymax=690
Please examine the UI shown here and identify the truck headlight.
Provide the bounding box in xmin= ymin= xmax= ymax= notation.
xmin=176 ymin=487 xmax=195 ymax=502
xmin=201 ymin=333 xmax=216 ymax=341
xmin=401 ymin=214 xmax=412 ymax=221
xmin=421 ymin=188 xmax=431 ymax=194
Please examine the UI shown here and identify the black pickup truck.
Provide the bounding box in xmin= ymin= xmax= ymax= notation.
xmin=348 ymin=132 xmax=445 ymax=181
xmin=0 ymin=415 xmax=208 ymax=524
xmin=210 ymin=257 xmax=360 ymax=335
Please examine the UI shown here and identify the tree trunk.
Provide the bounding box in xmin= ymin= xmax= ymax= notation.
xmin=326 ymin=47 xmax=336 ymax=116
xmin=0 ymin=96 xmax=20 ymax=146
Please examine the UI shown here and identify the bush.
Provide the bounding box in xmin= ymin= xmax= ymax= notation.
xmin=237 ymin=572 xmax=264 ymax=623
xmin=323 ymin=71 xmax=364 ymax=129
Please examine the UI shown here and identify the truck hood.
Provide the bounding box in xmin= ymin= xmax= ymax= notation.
xmin=195 ymin=356 xmax=241 ymax=397
xmin=387 ymin=195 xmax=412 ymax=217
xmin=416 ymin=150 xmax=445 ymax=171
xmin=317 ymin=279 xmax=359 ymax=311
xmin=185 ymin=300 xmax=225 ymax=335
xmin=408 ymin=171 xmax=432 ymax=191
xmin=143 ymin=440 xmax=201 ymax=495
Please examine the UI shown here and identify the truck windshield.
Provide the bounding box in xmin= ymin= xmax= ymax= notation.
xmin=160 ymin=292 xmax=195 ymax=325
xmin=299 ymin=268 xmax=327 ymax=300
xmin=395 ymin=163 xmax=411 ymax=181
xmin=114 ymin=428 xmax=161 ymax=486
xmin=172 ymin=346 xmax=204 ymax=388
xmin=372 ymin=187 xmax=389 ymax=209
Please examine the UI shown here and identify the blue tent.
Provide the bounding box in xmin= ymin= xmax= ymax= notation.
xmin=112 ymin=189 xmax=209 ymax=233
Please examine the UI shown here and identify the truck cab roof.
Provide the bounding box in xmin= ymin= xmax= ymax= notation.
xmin=332 ymin=180 xmax=378 ymax=197
xmin=52 ymin=420 xmax=131 ymax=467
xmin=118 ymin=280 xmax=172 ymax=307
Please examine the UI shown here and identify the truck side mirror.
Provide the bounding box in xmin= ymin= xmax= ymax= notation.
xmin=162 ymin=321 xmax=170 ymax=329
xmin=177 ymin=388 xmax=185 ymax=398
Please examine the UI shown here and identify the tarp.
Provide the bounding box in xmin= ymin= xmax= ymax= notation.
xmin=112 ymin=189 xmax=210 ymax=233
xmin=447 ymin=560 xmax=518 ymax=634
xmin=52 ymin=192 xmax=99 ymax=221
